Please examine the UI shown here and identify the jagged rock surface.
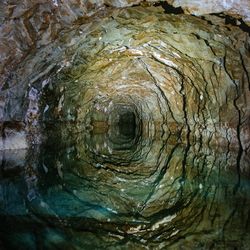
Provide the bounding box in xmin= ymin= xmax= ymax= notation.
xmin=1 ymin=0 xmax=249 ymax=87
xmin=35 ymin=6 xmax=249 ymax=150
xmin=166 ymin=0 xmax=250 ymax=24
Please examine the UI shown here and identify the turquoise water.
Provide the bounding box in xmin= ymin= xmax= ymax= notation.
xmin=0 ymin=126 xmax=250 ymax=249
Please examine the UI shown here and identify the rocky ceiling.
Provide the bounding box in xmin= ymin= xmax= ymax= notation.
xmin=0 ymin=0 xmax=249 ymax=151
xmin=1 ymin=0 xmax=250 ymax=85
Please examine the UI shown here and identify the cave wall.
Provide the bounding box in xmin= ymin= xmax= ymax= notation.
xmin=39 ymin=6 xmax=250 ymax=150
xmin=167 ymin=0 xmax=250 ymax=24
xmin=0 ymin=0 xmax=249 ymax=151
xmin=1 ymin=0 xmax=250 ymax=86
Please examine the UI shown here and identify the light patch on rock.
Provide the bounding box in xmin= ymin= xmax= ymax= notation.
xmin=152 ymin=52 xmax=178 ymax=68
xmin=0 ymin=131 xmax=27 ymax=150
xmin=151 ymin=214 xmax=177 ymax=230
xmin=127 ymin=48 xmax=144 ymax=56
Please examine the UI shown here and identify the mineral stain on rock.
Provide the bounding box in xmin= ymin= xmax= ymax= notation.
xmin=0 ymin=2 xmax=250 ymax=250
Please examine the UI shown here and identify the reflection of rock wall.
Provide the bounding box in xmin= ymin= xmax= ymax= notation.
xmin=1 ymin=130 xmax=250 ymax=249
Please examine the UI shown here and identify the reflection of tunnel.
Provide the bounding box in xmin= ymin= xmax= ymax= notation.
xmin=118 ymin=111 xmax=136 ymax=138
xmin=107 ymin=103 xmax=141 ymax=149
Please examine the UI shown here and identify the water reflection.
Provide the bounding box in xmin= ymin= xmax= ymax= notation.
xmin=118 ymin=112 xmax=136 ymax=136
xmin=0 ymin=125 xmax=250 ymax=249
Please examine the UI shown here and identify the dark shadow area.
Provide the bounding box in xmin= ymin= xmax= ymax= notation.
xmin=118 ymin=111 xmax=136 ymax=139
xmin=154 ymin=1 xmax=184 ymax=14
xmin=211 ymin=13 xmax=250 ymax=35
xmin=107 ymin=104 xmax=141 ymax=150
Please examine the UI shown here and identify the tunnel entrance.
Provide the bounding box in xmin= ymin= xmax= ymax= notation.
xmin=107 ymin=103 xmax=141 ymax=150
xmin=118 ymin=111 xmax=136 ymax=139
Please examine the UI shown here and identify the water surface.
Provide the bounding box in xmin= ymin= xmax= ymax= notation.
xmin=0 ymin=126 xmax=250 ymax=249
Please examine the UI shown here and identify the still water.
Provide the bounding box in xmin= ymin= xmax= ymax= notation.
xmin=0 ymin=121 xmax=250 ymax=249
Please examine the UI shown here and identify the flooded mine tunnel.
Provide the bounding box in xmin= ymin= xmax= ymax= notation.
xmin=0 ymin=1 xmax=250 ymax=249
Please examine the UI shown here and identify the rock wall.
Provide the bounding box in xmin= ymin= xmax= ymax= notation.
xmin=166 ymin=0 xmax=250 ymax=24
xmin=0 ymin=0 xmax=103 ymax=86
xmin=0 ymin=1 xmax=249 ymax=151
xmin=1 ymin=0 xmax=249 ymax=86
xmin=39 ymin=6 xmax=250 ymax=150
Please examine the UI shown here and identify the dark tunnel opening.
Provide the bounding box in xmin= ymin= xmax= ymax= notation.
xmin=118 ymin=111 xmax=136 ymax=139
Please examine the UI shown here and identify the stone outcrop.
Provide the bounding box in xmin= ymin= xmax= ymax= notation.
xmin=166 ymin=0 xmax=250 ymax=24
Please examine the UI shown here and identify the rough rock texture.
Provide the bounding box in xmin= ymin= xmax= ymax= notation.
xmin=1 ymin=0 xmax=250 ymax=86
xmin=35 ymin=6 xmax=249 ymax=151
xmin=167 ymin=0 xmax=250 ymax=24
xmin=0 ymin=0 xmax=104 ymax=86
xmin=0 ymin=4 xmax=250 ymax=149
